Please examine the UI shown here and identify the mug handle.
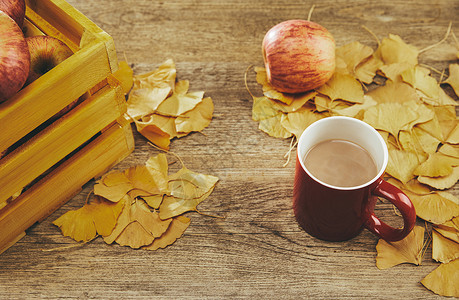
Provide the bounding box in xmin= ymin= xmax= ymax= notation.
xmin=364 ymin=179 xmax=417 ymax=242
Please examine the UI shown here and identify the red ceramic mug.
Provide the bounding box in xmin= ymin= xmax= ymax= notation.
xmin=293 ymin=116 xmax=416 ymax=242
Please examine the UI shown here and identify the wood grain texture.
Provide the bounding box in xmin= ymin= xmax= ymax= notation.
xmin=1 ymin=0 xmax=458 ymax=298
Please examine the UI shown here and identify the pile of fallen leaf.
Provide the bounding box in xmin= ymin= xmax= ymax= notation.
xmin=53 ymin=59 xmax=217 ymax=250
xmin=54 ymin=153 xmax=219 ymax=250
xmin=249 ymin=31 xmax=459 ymax=296
xmin=118 ymin=58 xmax=214 ymax=149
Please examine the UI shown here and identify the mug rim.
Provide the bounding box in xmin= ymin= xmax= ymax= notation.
xmin=297 ymin=116 xmax=388 ymax=191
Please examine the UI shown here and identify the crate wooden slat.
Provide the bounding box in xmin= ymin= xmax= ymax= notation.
xmin=0 ymin=119 xmax=134 ymax=254
xmin=25 ymin=0 xmax=117 ymax=63
xmin=0 ymin=0 xmax=135 ymax=253
xmin=0 ymin=0 xmax=118 ymax=155
xmin=0 ymin=40 xmax=114 ymax=155
xmin=0 ymin=83 xmax=126 ymax=206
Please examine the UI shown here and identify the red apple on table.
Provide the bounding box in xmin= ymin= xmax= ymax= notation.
xmin=25 ymin=35 xmax=73 ymax=86
xmin=0 ymin=0 xmax=26 ymax=27
xmin=0 ymin=10 xmax=30 ymax=103
xmin=262 ymin=19 xmax=335 ymax=94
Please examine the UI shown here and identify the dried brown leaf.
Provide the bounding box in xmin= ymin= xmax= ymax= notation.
xmin=421 ymin=259 xmax=459 ymax=297
xmin=444 ymin=64 xmax=459 ymax=97
xmin=143 ymin=215 xmax=191 ymax=250
xmin=112 ymin=61 xmax=133 ymax=95
xmin=53 ymin=196 xmax=124 ymax=242
xmin=418 ymin=166 xmax=459 ymax=190
xmin=317 ymin=73 xmax=364 ymax=103
xmin=175 ymin=96 xmax=214 ymax=134
xmin=375 ymin=226 xmax=425 ymax=269
xmin=432 ymin=229 xmax=459 ymax=263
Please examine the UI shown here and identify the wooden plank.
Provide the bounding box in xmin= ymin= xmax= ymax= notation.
xmin=26 ymin=0 xmax=86 ymax=49
xmin=0 ymin=232 xmax=25 ymax=255
xmin=25 ymin=0 xmax=118 ymax=72
xmin=0 ymin=84 xmax=126 ymax=206
xmin=0 ymin=121 xmax=134 ymax=253
xmin=24 ymin=6 xmax=79 ymax=52
xmin=0 ymin=39 xmax=112 ymax=154
xmin=22 ymin=18 xmax=45 ymax=38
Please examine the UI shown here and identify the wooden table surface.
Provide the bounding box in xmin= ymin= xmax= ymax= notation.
xmin=1 ymin=0 xmax=458 ymax=298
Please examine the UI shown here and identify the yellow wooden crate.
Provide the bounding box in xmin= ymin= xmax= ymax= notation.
xmin=0 ymin=0 xmax=134 ymax=253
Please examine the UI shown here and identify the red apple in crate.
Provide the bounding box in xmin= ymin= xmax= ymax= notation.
xmin=25 ymin=35 xmax=73 ymax=85
xmin=0 ymin=0 xmax=26 ymax=27
xmin=0 ymin=10 xmax=30 ymax=103
xmin=262 ymin=20 xmax=335 ymax=94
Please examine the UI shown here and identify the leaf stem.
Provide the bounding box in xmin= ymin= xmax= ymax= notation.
xmin=307 ymin=4 xmax=315 ymax=22
xmin=419 ymin=22 xmax=452 ymax=54
xmin=244 ymin=64 xmax=255 ymax=100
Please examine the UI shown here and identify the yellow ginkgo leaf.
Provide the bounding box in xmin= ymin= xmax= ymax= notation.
xmin=103 ymin=196 xmax=136 ymax=244
xmin=417 ymin=110 xmax=448 ymax=142
xmin=258 ymin=112 xmax=293 ymax=139
xmin=314 ymin=94 xmax=333 ymax=112
xmin=127 ymin=59 xmax=177 ymax=119
xmin=102 ymin=170 xmax=131 ymax=187
xmin=155 ymin=88 xmax=204 ymax=117
xmin=332 ymin=95 xmax=377 ymax=118
xmin=93 ymin=173 xmax=133 ymax=203
xmin=363 ymin=102 xmax=420 ymax=140
xmin=367 ymin=80 xmax=419 ymax=104
xmin=317 ymin=73 xmax=364 ymax=103
xmin=104 ymin=198 xmax=172 ymax=248
xmin=280 ymin=107 xmax=323 ymax=139
xmin=168 ymin=167 xmax=219 ymax=200
xmin=432 ymin=229 xmax=459 ymax=263
xmin=133 ymin=58 xmax=176 ymax=90
xmin=142 ymin=194 xmax=164 ymax=209
xmin=434 ymin=218 xmax=459 ymax=243
xmin=401 ymin=66 xmax=440 ymax=101
xmin=335 ymin=41 xmax=373 ymax=74
xmin=134 ymin=114 xmax=175 ymax=150
xmin=444 ymin=63 xmax=459 ymax=97
xmin=421 ymin=86 xmax=459 ymax=107
xmin=114 ymin=221 xmax=155 ymax=249
xmin=112 ymin=61 xmax=133 ymax=95
xmin=402 ymin=190 xmax=459 ymax=224
xmin=159 ymin=167 xmax=218 ymax=219
xmin=127 ymin=86 xmax=172 ymax=120
xmin=159 ymin=187 xmax=215 ymax=220
xmin=445 ymin=122 xmax=459 ymax=144
xmin=53 ymin=196 xmax=124 ymax=242
xmin=252 ymin=96 xmax=279 ymax=122
xmin=387 ymin=177 xmax=432 ymax=195
xmin=355 ymin=55 xmax=383 ymax=84
xmin=418 ymin=166 xmax=459 ymax=190
xmin=271 ymin=91 xmax=316 ymax=113
xmin=255 ymin=66 xmax=295 ymax=105
xmin=399 ymin=128 xmax=440 ymax=161
xmin=145 ymin=153 xmax=169 ymax=195
xmin=94 ymin=156 xmax=170 ymax=202
xmin=374 ymin=34 xmax=419 ymax=66
xmin=386 ymin=148 xmax=421 ymax=184
xmin=124 ymin=165 xmax=163 ymax=196
xmin=378 ymin=62 xmax=413 ymax=81
xmin=175 ymin=97 xmax=214 ymax=134
xmin=421 ymin=258 xmax=459 ymax=297
xmin=413 ymin=152 xmax=458 ymax=177
xmin=375 ymin=226 xmax=425 ymax=270
xmin=143 ymin=215 xmax=190 ymax=251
